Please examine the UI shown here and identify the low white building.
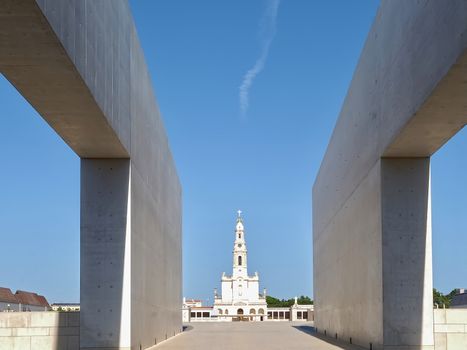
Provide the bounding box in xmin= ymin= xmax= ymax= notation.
xmin=182 ymin=298 xmax=206 ymax=322
xmin=267 ymin=298 xmax=313 ymax=321
xmin=51 ymin=303 xmax=80 ymax=312
xmin=291 ymin=302 xmax=314 ymax=321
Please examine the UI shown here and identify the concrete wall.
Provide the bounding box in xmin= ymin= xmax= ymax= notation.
xmin=0 ymin=312 xmax=79 ymax=350
xmin=313 ymin=1 xmax=467 ymax=349
xmin=434 ymin=309 xmax=467 ymax=350
xmin=0 ymin=1 xmax=182 ymax=349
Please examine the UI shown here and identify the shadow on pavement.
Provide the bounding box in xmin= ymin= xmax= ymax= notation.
xmin=292 ymin=326 xmax=367 ymax=350
xmin=182 ymin=325 xmax=193 ymax=332
xmin=292 ymin=325 xmax=316 ymax=335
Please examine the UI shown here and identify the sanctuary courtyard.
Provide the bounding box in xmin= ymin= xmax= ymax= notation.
xmin=153 ymin=322 xmax=359 ymax=350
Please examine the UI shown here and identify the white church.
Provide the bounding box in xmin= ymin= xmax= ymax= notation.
xmin=182 ymin=211 xmax=313 ymax=322
xmin=212 ymin=210 xmax=268 ymax=321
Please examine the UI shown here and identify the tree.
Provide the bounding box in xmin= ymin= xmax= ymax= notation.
xmin=266 ymin=296 xmax=294 ymax=307
xmin=297 ymin=295 xmax=313 ymax=305
xmin=266 ymin=295 xmax=313 ymax=307
xmin=433 ymin=288 xmax=459 ymax=308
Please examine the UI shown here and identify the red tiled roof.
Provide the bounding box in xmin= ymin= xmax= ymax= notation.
xmin=15 ymin=290 xmax=48 ymax=307
xmin=35 ymin=295 xmax=50 ymax=307
xmin=0 ymin=287 xmax=18 ymax=304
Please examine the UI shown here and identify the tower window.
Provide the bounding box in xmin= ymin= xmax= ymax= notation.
xmin=238 ymin=256 xmax=242 ymax=266
xmin=238 ymin=233 xmax=241 ymax=239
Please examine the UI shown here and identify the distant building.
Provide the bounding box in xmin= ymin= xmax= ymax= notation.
xmin=182 ymin=211 xmax=313 ymax=323
xmin=51 ymin=303 xmax=80 ymax=312
xmin=0 ymin=288 xmax=19 ymax=312
xmin=269 ymin=298 xmax=314 ymax=322
xmin=189 ymin=307 xmax=214 ymax=322
xmin=291 ymin=304 xmax=313 ymax=322
xmin=451 ymin=289 xmax=467 ymax=309
xmin=184 ymin=298 xmax=203 ymax=308
xmin=182 ymin=296 xmax=313 ymax=323
xmin=0 ymin=287 xmax=50 ymax=312
xmin=182 ymin=298 xmax=204 ymax=322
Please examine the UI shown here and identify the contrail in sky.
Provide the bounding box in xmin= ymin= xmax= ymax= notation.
xmin=239 ymin=0 xmax=280 ymax=119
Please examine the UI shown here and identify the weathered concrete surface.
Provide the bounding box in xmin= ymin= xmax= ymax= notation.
xmin=314 ymin=160 xmax=383 ymax=346
xmin=313 ymin=0 xmax=467 ymax=349
xmin=0 ymin=1 xmax=182 ymax=349
xmin=381 ymin=159 xmax=433 ymax=348
xmin=152 ymin=323 xmax=362 ymax=350
xmin=80 ymin=159 xmax=131 ymax=348
xmin=0 ymin=0 xmax=128 ymax=157
xmin=0 ymin=312 xmax=79 ymax=350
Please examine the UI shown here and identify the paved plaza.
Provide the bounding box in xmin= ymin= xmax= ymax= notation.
xmin=152 ymin=322 xmax=359 ymax=350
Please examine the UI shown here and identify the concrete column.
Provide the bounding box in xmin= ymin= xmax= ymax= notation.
xmin=291 ymin=308 xmax=297 ymax=322
xmin=80 ymin=159 xmax=131 ymax=349
xmin=381 ymin=158 xmax=434 ymax=350
xmin=314 ymin=158 xmax=434 ymax=349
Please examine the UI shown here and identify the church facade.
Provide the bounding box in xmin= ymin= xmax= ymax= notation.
xmin=212 ymin=211 xmax=268 ymax=321
xmin=182 ymin=211 xmax=314 ymax=323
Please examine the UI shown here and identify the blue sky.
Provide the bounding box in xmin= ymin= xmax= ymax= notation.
xmin=1 ymin=0 xmax=465 ymax=304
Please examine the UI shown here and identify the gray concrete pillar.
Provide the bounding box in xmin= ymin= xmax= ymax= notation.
xmin=314 ymin=158 xmax=434 ymax=349
xmin=381 ymin=158 xmax=433 ymax=349
xmin=80 ymin=159 xmax=131 ymax=349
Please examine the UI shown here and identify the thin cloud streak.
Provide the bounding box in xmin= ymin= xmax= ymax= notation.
xmin=239 ymin=0 xmax=280 ymax=119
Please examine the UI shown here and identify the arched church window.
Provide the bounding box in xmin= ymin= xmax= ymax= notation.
xmin=225 ymin=309 xmax=229 ymax=315
xmin=218 ymin=309 xmax=223 ymax=315
xmin=249 ymin=308 xmax=256 ymax=314
xmin=238 ymin=256 xmax=242 ymax=266
xmin=238 ymin=233 xmax=241 ymax=239
xmin=258 ymin=308 xmax=265 ymax=315
xmin=237 ymin=308 xmax=244 ymax=315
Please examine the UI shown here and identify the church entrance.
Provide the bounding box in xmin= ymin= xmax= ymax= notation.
xmin=233 ymin=308 xmax=249 ymax=321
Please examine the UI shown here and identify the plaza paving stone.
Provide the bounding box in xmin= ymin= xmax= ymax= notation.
xmin=151 ymin=322 xmax=362 ymax=350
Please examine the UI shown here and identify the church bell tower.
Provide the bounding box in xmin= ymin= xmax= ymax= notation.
xmin=233 ymin=210 xmax=248 ymax=278
xmin=213 ymin=210 xmax=267 ymax=316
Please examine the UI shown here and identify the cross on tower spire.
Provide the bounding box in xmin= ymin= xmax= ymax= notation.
xmin=237 ymin=209 xmax=243 ymax=223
